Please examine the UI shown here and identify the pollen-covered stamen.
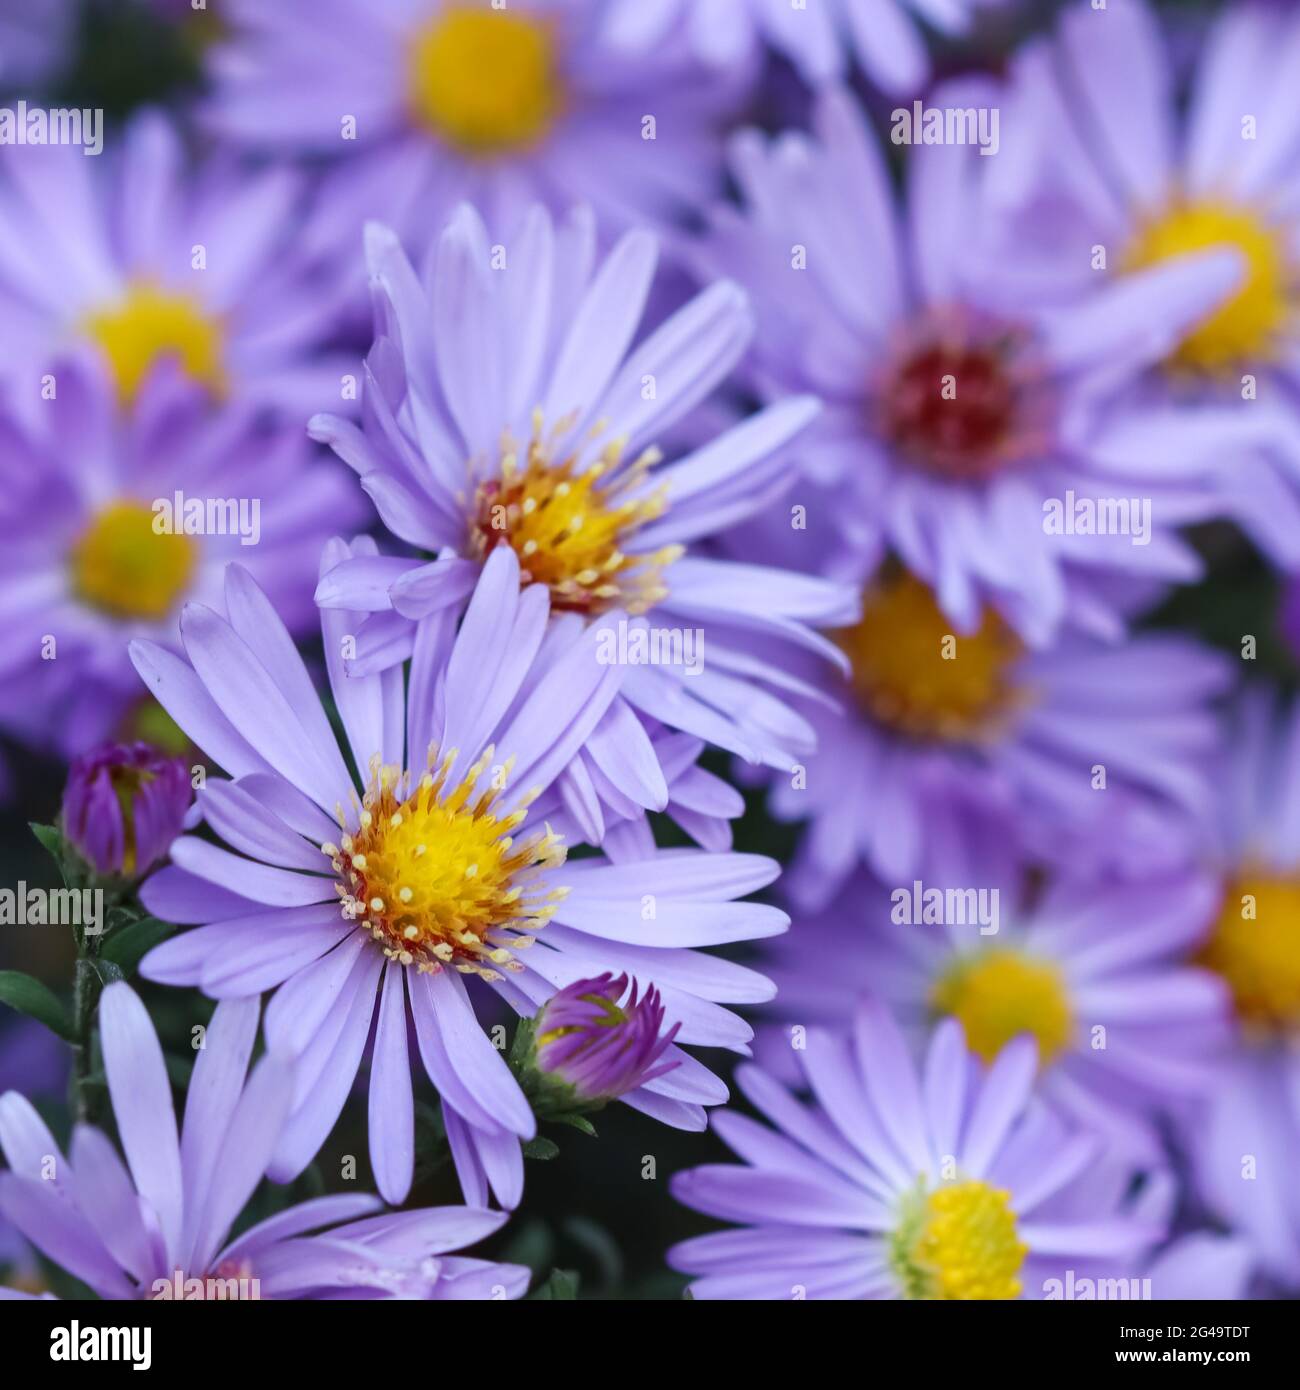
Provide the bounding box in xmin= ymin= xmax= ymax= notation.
xmin=408 ymin=5 xmax=562 ymax=156
xmin=467 ymin=413 xmax=680 ymax=615
xmin=892 ymin=1179 xmax=1028 ymax=1301
xmin=83 ymin=281 xmax=226 ymax=404
xmin=878 ymin=315 xmax=1050 ymax=481
xmin=931 ymin=949 xmax=1075 ymax=1066
xmin=1197 ymin=872 xmax=1300 ymax=1034
xmin=838 ymin=570 xmax=1025 ymax=743
xmin=324 ymin=746 xmax=567 ymax=978
xmin=1125 ymin=200 xmax=1292 ymax=373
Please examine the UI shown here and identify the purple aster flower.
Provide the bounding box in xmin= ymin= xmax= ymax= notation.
xmin=697 ymin=83 xmax=1248 ymax=646
xmin=0 ymin=353 xmax=360 ymax=757
xmin=984 ymin=0 xmax=1300 ymax=570
xmin=0 ymin=109 xmax=353 ymax=419
xmin=604 ymin=0 xmax=1014 ymax=96
xmin=130 ymin=545 xmax=786 ymax=1210
xmin=0 ymin=984 xmax=529 ymax=1301
xmin=61 ymin=741 xmax=192 ymax=879
xmin=528 ymin=972 xmax=680 ymax=1108
xmin=1188 ymin=691 xmax=1300 ymax=1058
xmin=1171 ymin=691 xmax=1300 ymax=1288
xmin=757 ymin=867 xmax=1231 ymax=1160
xmin=311 ymin=201 xmax=855 ymax=814
xmin=765 ymin=564 xmax=1230 ymax=904
xmin=669 ymin=999 xmax=1165 ymax=1300
xmin=202 ymin=0 xmax=731 ymax=254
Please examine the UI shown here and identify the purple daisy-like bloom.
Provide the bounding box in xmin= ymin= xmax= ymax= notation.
xmin=0 ymin=353 xmax=359 ymax=757
xmin=669 ymin=999 xmax=1165 ymax=1300
xmin=131 ymin=545 xmax=787 ymax=1210
xmin=1169 ymin=691 xmax=1300 ymax=1288
xmin=0 ymin=109 xmax=352 ymax=419
xmin=531 ymin=972 xmax=680 ymax=1105
xmin=61 ymin=741 xmax=192 ymax=879
xmin=984 ymin=0 xmax=1300 ymax=570
xmin=765 ymin=566 xmax=1230 ymax=903
xmin=697 ymin=83 xmax=1249 ymax=645
xmin=311 ymin=201 xmax=854 ymax=809
xmin=203 ymin=0 xmax=730 ymax=253
xmin=0 ymin=984 xmax=529 ymax=1301
xmin=604 ymin=0 xmax=1013 ymax=96
xmin=757 ymin=868 xmax=1230 ymax=1159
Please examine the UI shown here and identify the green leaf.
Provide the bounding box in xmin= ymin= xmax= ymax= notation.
xmin=551 ymin=1112 xmax=597 ymax=1137
xmin=28 ymin=822 xmax=65 ymax=864
xmin=101 ymin=916 xmax=175 ymax=974
xmin=0 ymin=970 xmax=74 ymax=1041
xmin=522 ymin=1136 xmax=560 ymax=1162
xmin=530 ymin=1268 xmax=579 ymax=1300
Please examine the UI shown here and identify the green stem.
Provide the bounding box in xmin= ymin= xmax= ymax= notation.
xmin=71 ymin=930 xmax=104 ymax=1124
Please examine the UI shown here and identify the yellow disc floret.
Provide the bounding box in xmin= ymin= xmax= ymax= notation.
xmin=1125 ymin=200 xmax=1292 ymax=372
xmin=892 ymin=1179 xmax=1028 ymax=1300
xmin=324 ymin=746 xmax=566 ymax=977
xmin=408 ymin=5 xmax=561 ymax=155
xmin=71 ymin=501 xmax=196 ymax=620
xmin=838 ymin=570 xmax=1025 ymax=742
xmin=931 ymin=949 xmax=1074 ymax=1066
xmin=468 ymin=414 xmax=679 ymax=615
xmin=83 ymin=282 xmax=226 ymax=403
xmin=1197 ymin=873 xmax=1300 ymax=1033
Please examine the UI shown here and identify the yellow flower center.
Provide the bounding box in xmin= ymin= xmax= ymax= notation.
xmin=324 ymin=747 xmax=567 ymax=977
xmin=537 ymin=992 xmax=627 ymax=1048
xmin=71 ymin=501 xmax=197 ymax=621
xmin=931 ymin=949 xmax=1075 ymax=1066
xmin=468 ymin=419 xmax=679 ymax=615
xmin=108 ymin=763 xmax=159 ymax=879
xmin=838 ymin=571 xmax=1024 ymax=741
xmin=1197 ymin=873 xmax=1300 ymax=1033
xmin=83 ymin=282 xmax=226 ymax=404
xmin=893 ymin=1179 xmax=1028 ymax=1300
xmin=408 ymin=5 xmax=561 ymax=156
xmin=1124 ymin=200 xmax=1291 ymax=372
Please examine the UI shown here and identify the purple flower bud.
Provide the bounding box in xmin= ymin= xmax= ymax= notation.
xmin=61 ymin=742 xmax=191 ymax=879
xmin=534 ymin=973 xmax=680 ymax=1104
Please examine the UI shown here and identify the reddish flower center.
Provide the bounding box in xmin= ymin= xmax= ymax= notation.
xmin=880 ymin=338 xmax=1025 ymax=482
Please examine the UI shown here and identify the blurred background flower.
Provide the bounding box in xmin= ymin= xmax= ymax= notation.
xmin=3 ymin=0 xmax=1300 ymax=1303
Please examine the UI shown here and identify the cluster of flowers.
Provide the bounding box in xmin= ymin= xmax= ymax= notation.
xmin=2 ymin=0 xmax=1299 ymax=1302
